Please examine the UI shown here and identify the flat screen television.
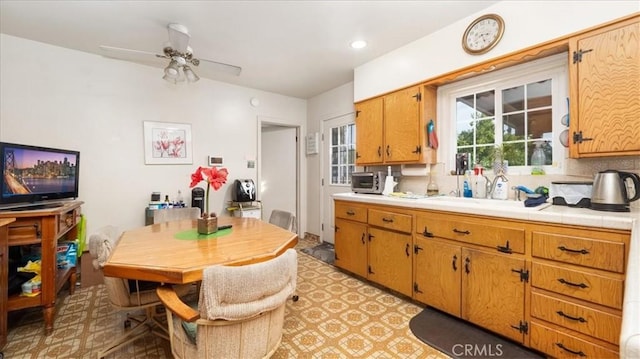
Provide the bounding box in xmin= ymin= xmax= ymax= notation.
xmin=0 ymin=142 xmax=80 ymax=211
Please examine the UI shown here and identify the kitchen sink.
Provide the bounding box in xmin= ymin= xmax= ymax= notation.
xmin=421 ymin=196 xmax=552 ymax=211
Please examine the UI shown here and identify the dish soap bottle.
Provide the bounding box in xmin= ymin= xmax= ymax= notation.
xmin=382 ymin=166 xmax=396 ymax=196
xmin=427 ymin=167 xmax=439 ymax=196
xmin=531 ymin=142 xmax=546 ymax=175
xmin=463 ymin=170 xmax=473 ymax=198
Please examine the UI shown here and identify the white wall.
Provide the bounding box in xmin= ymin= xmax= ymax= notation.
xmin=354 ymin=1 xmax=638 ymax=101
xmin=306 ymin=82 xmax=355 ymax=236
xmin=0 ymin=34 xmax=307 ymax=236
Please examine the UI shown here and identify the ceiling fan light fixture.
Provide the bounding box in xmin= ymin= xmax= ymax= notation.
xmin=183 ymin=65 xmax=199 ymax=82
xmin=350 ymin=40 xmax=367 ymax=49
xmin=164 ymin=60 xmax=180 ymax=78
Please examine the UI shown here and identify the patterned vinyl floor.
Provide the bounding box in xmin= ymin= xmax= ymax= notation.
xmin=4 ymin=238 xmax=450 ymax=358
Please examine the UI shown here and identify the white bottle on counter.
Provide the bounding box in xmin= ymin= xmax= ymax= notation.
xmin=492 ymin=176 xmax=509 ymax=200
xmin=473 ymin=167 xmax=487 ymax=199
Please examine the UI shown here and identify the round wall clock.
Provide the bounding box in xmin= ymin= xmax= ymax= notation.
xmin=462 ymin=14 xmax=505 ymax=55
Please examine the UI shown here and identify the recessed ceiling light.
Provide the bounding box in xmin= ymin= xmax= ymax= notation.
xmin=350 ymin=40 xmax=367 ymax=49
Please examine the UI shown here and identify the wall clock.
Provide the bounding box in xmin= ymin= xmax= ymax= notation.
xmin=462 ymin=14 xmax=505 ymax=55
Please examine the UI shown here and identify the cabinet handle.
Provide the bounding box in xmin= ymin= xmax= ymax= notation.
xmin=464 ymin=257 xmax=470 ymax=274
xmin=422 ymin=227 xmax=433 ymax=237
xmin=411 ymin=146 xmax=421 ymax=154
xmin=453 ymin=228 xmax=470 ymax=235
xmin=405 ymin=243 xmax=410 ymax=257
xmin=335 ymin=226 xmax=339 ymax=232
xmin=368 ymin=234 xmax=374 ymax=242
xmin=555 ymin=343 xmax=586 ymax=357
xmin=382 ymin=217 xmax=394 ymax=223
xmin=368 ymin=266 xmax=375 ymax=274
xmin=361 ymin=233 xmax=365 ymax=244
xmin=556 ymin=311 xmax=587 ymax=323
xmin=557 ymin=246 xmax=589 ymax=255
xmin=378 ymin=146 xmax=382 ymax=157
xmin=386 ymin=145 xmax=391 ymax=157
xmin=452 ymin=255 xmax=458 ymax=271
xmin=345 ymin=210 xmax=355 ymax=216
xmin=558 ymin=278 xmax=588 ymax=289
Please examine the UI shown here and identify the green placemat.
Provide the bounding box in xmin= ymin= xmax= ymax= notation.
xmin=174 ymin=228 xmax=232 ymax=240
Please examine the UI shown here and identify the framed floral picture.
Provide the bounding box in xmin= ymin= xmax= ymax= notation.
xmin=143 ymin=121 xmax=193 ymax=164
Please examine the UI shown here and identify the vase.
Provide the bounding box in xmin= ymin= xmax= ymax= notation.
xmin=197 ymin=216 xmax=218 ymax=235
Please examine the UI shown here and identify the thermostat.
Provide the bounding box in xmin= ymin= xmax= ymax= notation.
xmin=208 ymin=156 xmax=224 ymax=166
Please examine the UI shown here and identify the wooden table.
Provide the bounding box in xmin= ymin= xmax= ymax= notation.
xmin=103 ymin=217 xmax=298 ymax=284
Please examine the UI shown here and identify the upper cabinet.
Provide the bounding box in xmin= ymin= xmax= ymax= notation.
xmin=355 ymin=85 xmax=437 ymax=166
xmin=569 ymin=16 xmax=639 ymax=158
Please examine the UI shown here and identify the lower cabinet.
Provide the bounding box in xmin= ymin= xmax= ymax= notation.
xmin=334 ymin=199 xmax=630 ymax=358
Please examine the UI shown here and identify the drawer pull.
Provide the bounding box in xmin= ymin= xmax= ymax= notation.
xmin=422 ymin=227 xmax=434 ymax=237
xmin=558 ymin=278 xmax=588 ymax=289
xmin=345 ymin=210 xmax=355 ymax=216
xmin=555 ymin=342 xmax=586 ymax=357
xmin=382 ymin=217 xmax=394 ymax=223
xmin=558 ymin=246 xmax=589 ymax=255
xmin=556 ymin=310 xmax=587 ymax=323
xmin=452 ymin=255 xmax=458 ymax=271
xmin=453 ymin=228 xmax=470 ymax=235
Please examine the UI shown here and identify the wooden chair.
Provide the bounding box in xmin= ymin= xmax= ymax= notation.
xmin=157 ymin=249 xmax=298 ymax=359
xmin=88 ymin=226 xmax=191 ymax=358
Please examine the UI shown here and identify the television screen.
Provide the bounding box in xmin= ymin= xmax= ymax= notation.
xmin=1 ymin=142 xmax=80 ymax=210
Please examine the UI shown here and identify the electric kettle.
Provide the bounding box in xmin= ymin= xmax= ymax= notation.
xmin=590 ymin=170 xmax=640 ymax=212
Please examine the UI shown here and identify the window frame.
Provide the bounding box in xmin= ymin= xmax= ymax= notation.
xmin=437 ymin=53 xmax=568 ymax=176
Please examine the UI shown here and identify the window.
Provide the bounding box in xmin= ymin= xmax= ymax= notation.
xmin=439 ymin=54 xmax=568 ymax=175
xmin=330 ymin=123 xmax=356 ymax=184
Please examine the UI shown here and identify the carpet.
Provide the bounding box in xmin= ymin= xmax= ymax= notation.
xmin=300 ymin=241 xmax=335 ymax=265
xmin=409 ymin=307 xmax=545 ymax=359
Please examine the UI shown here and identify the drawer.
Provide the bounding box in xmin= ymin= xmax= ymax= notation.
xmin=530 ymin=321 xmax=618 ymax=359
xmin=368 ymin=209 xmax=412 ymax=234
xmin=415 ymin=215 xmax=524 ymax=253
xmin=335 ymin=202 xmax=367 ymax=223
xmin=7 ymin=218 xmax=43 ymax=245
xmin=531 ymin=292 xmax=621 ymax=344
xmin=532 ymin=231 xmax=625 ymax=273
xmin=531 ymin=262 xmax=623 ymax=309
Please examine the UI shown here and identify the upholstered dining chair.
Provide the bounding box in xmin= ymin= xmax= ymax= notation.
xmin=268 ymin=209 xmax=295 ymax=232
xmin=88 ymin=226 xmax=192 ymax=359
xmin=157 ymin=248 xmax=298 ymax=359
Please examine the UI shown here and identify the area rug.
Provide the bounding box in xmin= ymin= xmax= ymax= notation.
xmin=300 ymin=241 xmax=335 ymax=265
xmin=409 ymin=307 xmax=545 ymax=359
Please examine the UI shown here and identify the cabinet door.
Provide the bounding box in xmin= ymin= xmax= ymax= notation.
xmin=570 ymin=18 xmax=640 ymax=157
xmin=383 ymin=86 xmax=423 ymax=163
xmin=368 ymin=227 xmax=412 ymax=297
xmin=355 ymin=97 xmax=384 ymax=165
xmin=334 ymin=218 xmax=368 ymax=278
xmin=1 ymin=224 xmax=7 ymax=348
xmin=462 ymin=248 xmax=526 ymax=343
xmin=414 ymin=237 xmax=461 ymax=317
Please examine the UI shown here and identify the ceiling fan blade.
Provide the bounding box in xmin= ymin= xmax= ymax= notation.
xmin=198 ymin=58 xmax=242 ymax=76
xmin=167 ymin=23 xmax=190 ymax=53
xmin=99 ymin=45 xmax=167 ymax=64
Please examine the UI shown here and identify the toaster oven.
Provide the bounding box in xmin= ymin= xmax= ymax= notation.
xmin=351 ymin=171 xmax=386 ymax=194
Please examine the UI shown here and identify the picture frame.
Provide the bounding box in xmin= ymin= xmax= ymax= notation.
xmin=143 ymin=121 xmax=193 ymax=164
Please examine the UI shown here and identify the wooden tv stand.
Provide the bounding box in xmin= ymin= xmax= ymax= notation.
xmin=0 ymin=200 xmax=83 ymax=342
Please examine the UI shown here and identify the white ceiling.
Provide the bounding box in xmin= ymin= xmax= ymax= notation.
xmin=0 ymin=0 xmax=499 ymax=99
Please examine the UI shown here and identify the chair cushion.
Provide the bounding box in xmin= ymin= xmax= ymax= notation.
xmin=181 ymin=300 xmax=199 ymax=344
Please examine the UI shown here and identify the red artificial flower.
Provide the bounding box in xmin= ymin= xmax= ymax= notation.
xmin=189 ymin=166 xmax=229 ymax=216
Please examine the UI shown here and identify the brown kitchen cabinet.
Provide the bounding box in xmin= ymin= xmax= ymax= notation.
xmin=0 ymin=201 xmax=82 ymax=337
xmin=367 ymin=226 xmax=412 ymax=297
xmin=354 ymin=85 xmax=436 ymax=165
xmin=569 ymin=15 xmax=640 ymax=158
xmin=334 ymin=201 xmax=368 ymax=278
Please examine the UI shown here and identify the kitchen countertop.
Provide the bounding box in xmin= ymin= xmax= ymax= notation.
xmin=333 ymin=192 xmax=639 ymax=231
xmin=333 ymin=192 xmax=640 ymax=358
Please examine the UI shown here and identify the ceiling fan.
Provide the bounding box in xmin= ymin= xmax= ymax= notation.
xmin=100 ymin=23 xmax=241 ymax=83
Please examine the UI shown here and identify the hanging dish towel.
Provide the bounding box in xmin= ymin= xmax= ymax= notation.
xmin=427 ymin=119 xmax=439 ymax=149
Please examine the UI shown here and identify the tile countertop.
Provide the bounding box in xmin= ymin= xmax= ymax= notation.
xmin=333 ymin=192 xmax=640 ymax=359
xmin=333 ymin=192 xmax=639 ymax=231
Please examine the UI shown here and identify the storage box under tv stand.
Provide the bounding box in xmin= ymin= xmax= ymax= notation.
xmin=0 ymin=200 xmax=83 ymax=341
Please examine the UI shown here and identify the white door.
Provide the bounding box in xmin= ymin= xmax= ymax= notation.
xmin=321 ymin=114 xmax=356 ymax=244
